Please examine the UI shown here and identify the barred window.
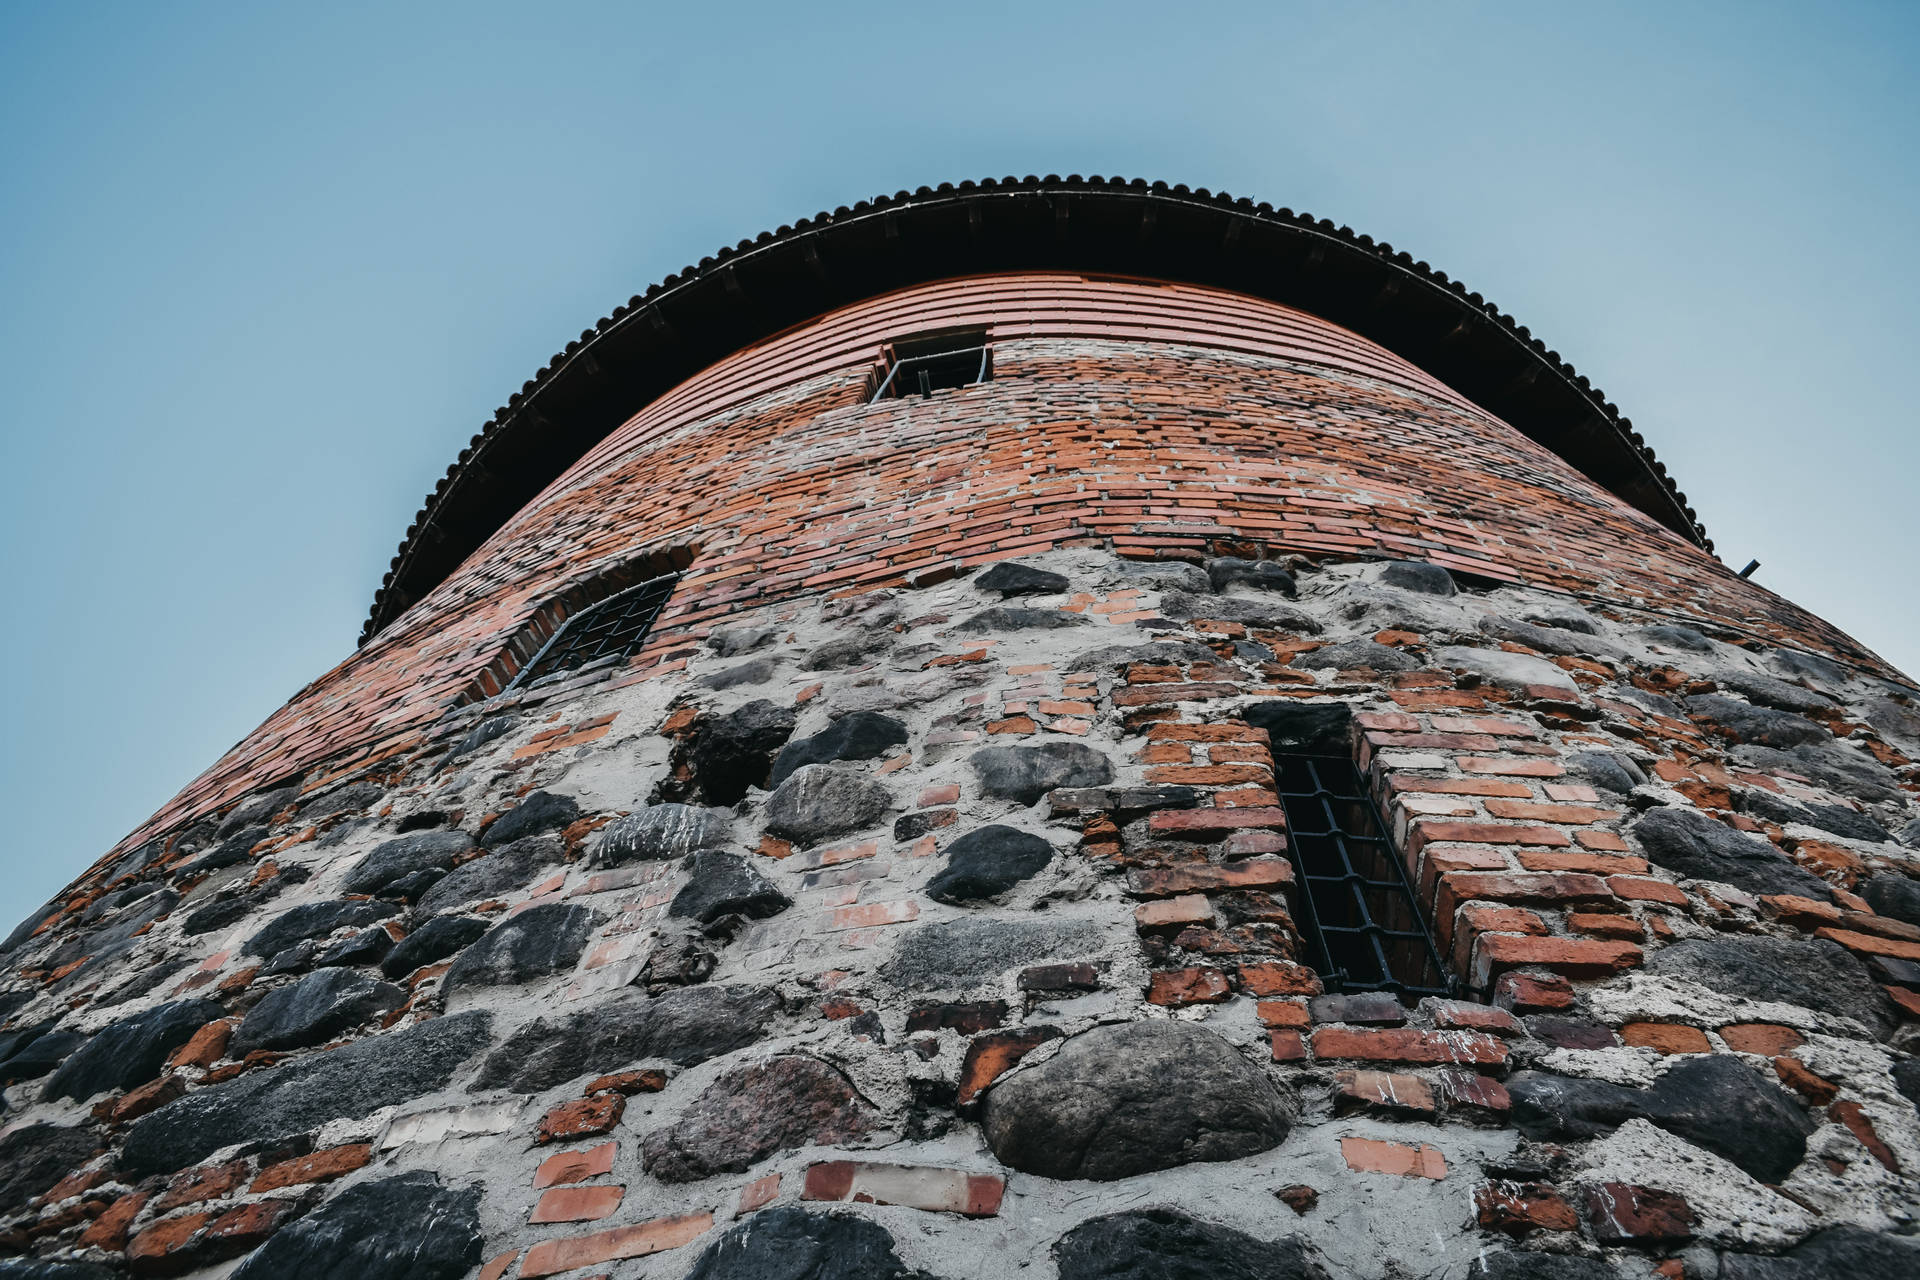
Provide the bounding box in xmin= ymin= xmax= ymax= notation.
xmin=504 ymin=571 xmax=681 ymax=693
xmin=870 ymin=330 xmax=991 ymax=401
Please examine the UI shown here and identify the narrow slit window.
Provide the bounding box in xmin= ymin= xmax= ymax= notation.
xmin=1270 ymin=749 xmax=1452 ymax=999
xmin=871 ymin=330 xmax=991 ymax=401
xmin=504 ymin=570 xmax=681 ymax=693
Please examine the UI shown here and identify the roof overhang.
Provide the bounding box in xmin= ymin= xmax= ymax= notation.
xmin=362 ymin=175 xmax=1709 ymax=644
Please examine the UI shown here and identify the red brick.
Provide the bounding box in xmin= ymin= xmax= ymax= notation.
xmin=156 ymin=1159 xmax=250 ymax=1212
xmin=1429 ymin=1000 xmax=1524 ymax=1035
xmin=801 ymin=1161 xmax=1005 ymax=1217
xmin=1127 ymin=857 xmax=1292 ymax=897
xmin=1815 ymin=927 xmax=1920 ymax=962
xmin=1144 ymin=764 xmax=1272 ymax=786
xmin=249 ymin=1142 xmax=370 ymax=1193
xmin=1256 ymin=999 xmax=1311 ymax=1029
xmin=1575 ymin=829 xmax=1631 ymax=852
xmin=78 ymin=1191 xmax=148 ymax=1251
xmin=1582 ymin=1183 xmax=1694 ymax=1245
xmin=478 ymin=1251 xmax=520 ymax=1280
xmin=537 ymin=1093 xmax=625 ymax=1145
xmin=1608 ymin=875 xmax=1687 ymax=905
xmin=1774 ymin=1055 xmax=1839 ymax=1104
xmin=166 ymin=1018 xmax=234 ymax=1069
xmin=585 ymin=1069 xmax=669 ymax=1095
xmin=1718 ymin=1024 xmax=1804 ymax=1056
xmin=1415 ymin=822 xmax=1571 ymax=848
xmin=1485 ymin=799 xmax=1616 ymax=824
xmin=531 ymin=1184 xmax=626 ymax=1224
xmin=1517 ymin=851 xmax=1648 ymax=874
xmin=1238 ymin=961 xmax=1323 ymax=996
xmin=1476 ymin=1180 xmax=1578 ymax=1235
xmin=1269 ymin=1031 xmax=1307 ymax=1061
xmin=1310 ymin=1027 xmax=1507 ymax=1066
xmin=736 ymin=1172 xmax=781 ymax=1216
xmin=1620 ymin=1022 xmax=1710 ymax=1054
xmin=1146 ymin=967 xmax=1232 ymax=1005
xmin=1134 ymin=894 xmax=1214 ymax=931
xmin=1458 ymin=757 xmax=1565 ymax=777
xmin=1392 ymin=776 xmax=1534 ymax=798
xmin=1332 ymin=1070 xmax=1435 ymax=1114
xmin=1829 ymin=1100 xmax=1901 ymax=1172
xmin=518 ymin=1212 xmax=713 ymax=1277
xmin=534 ymin=1142 xmax=617 ymax=1189
xmin=1146 ymin=806 xmax=1287 ymax=837
xmin=1340 ymin=1136 xmax=1447 ymax=1179
xmin=956 ymin=1027 xmax=1062 ymax=1105
xmin=1473 ymin=934 xmax=1642 ymax=984
xmin=1494 ymin=971 xmax=1574 ymax=1013
xmin=127 ymin=1211 xmax=212 ymax=1275
xmin=1569 ymin=911 xmax=1644 ymax=940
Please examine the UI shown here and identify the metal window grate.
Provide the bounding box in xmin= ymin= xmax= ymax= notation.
xmin=504 ymin=571 xmax=681 ymax=693
xmin=1272 ymin=753 xmax=1453 ymax=998
xmin=870 ymin=335 xmax=991 ymax=401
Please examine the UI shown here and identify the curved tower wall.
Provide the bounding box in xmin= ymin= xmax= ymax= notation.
xmin=3 ymin=259 xmax=1919 ymax=1279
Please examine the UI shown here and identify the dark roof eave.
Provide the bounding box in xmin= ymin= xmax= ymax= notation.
xmin=361 ymin=175 xmax=1709 ymax=644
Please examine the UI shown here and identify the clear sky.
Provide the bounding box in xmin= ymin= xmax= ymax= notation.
xmin=2 ymin=2 xmax=1916 ymax=930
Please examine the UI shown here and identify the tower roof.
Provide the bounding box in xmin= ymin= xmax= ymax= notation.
xmin=363 ymin=175 xmax=1709 ymax=644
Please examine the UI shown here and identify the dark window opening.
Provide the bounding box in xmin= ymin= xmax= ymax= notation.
xmin=1272 ymin=753 xmax=1451 ymax=998
xmin=871 ymin=330 xmax=991 ymax=401
xmin=504 ymin=570 xmax=681 ymax=693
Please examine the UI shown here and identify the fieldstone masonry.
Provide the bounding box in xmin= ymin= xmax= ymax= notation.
xmin=4 ymin=184 xmax=1919 ymax=1277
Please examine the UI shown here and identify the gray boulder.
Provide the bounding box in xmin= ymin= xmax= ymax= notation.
xmin=682 ymin=1205 xmax=933 ymax=1280
xmin=244 ymin=898 xmax=399 ymax=959
xmin=968 ymin=743 xmax=1113 ymax=806
xmin=982 ymin=1021 xmax=1294 ymax=1180
xmin=927 ymin=825 xmax=1054 ymax=903
xmin=595 ymin=805 xmax=732 ymax=866
xmin=1648 ymin=936 xmax=1895 ymax=1038
xmin=1160 ymin=592 xmax=1319 ymax=632
xmin=669 ymin=851 xmax=790 ymax=924
xmin=1054 ymin=1209 xmax=1329 ymax=1280
xmin=1861 ymin=873 xmax=1920 ymax=927
xmin=1717 ymin=670 xmax=1834 ymax=715
xmin=685 ymin=699 xmax=799 ymax=804
xmin=702 ymin=655 xmax=779 ymax=690
xmin=474 ymin=985 xmax=780 ymax=1092
xmin=1293 ymin=639 xmax=1415 ymax=672
xmin=1207 ymin=558 xmax=1297 ymax=597
xmin=481 ymin=790 xmax=580 ymax=847
xmin=1719 ymin=1226 xmax=1920 ymax=1279
xmin=709 ymin=625 xmax=779 ymax=657
xmin=415 ymin=834 xmax=558 ymax=914
xmin=230 ymin=1171 xmax=482 ymax=1280
xmin=1687 ymin=694 xmax=1828 ymax=748
xmin=1639 ymin=625 xmax=1715 ymax=652
xmin=342 ymin=829 xmax=473 ymax=895
xmin=1433 ymin=645 xmax=1576 ymax=695
xmin=769 ymin=712 xmax=909 ymax=789
xmin=953 ymin=606 xmax=1088 ymax=633
xmin=1632 ymin=807 xmax=1834 ymax=901
xmin=764 ymin=765 xmax=891 ymax=844
xmin=232 ymin=968 xmax=405 ymax=1054
xmin=1378 ymin=560 xmax=1455 ymax=595
xmin=976 ymin=561 xmax=1069 ymax=597
xmin=380 ymin=914 xmax=490 ymax=979
xmin=883 ymin=917 xmax=1107 ymax=992
xmin=449 ymin=714 xmax=517 ymax=757
xmin=1569 ymin=750 xmax=1647 ymax=794
xmin=122 ymin=1010 xmax=493 ymax=1175
xmin=641 ymin=1055 xmax=876 ymax=1182
xmin=442 ymin=902 xmax=592 ymax=993
xmin=43 ymin=1000 xmax=223 ymax=1102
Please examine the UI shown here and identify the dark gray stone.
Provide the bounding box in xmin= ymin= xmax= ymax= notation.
xmin=43 ymin=999 xmax=224 ymax=1102
xmin=1651 ymin=936 xmax=1897 ymax=1037
xmin=1717 ymin=671 xmax=1834 ymax=715
xmin=1569 ymin=750 xmax=1647 ymax=794
xmin=0 ymin=1125 xmax=101 ymax=1216
xmin=450 ymin=714 xmax=517 ymax=757
xmin=983 ymin=1021 xmax=1294 ymax=1180
xmin=230 ymin=1171 xmax=482 ymax=1280
xmin=1800 ymin=804 xmax=1891 ymax=843
xmin=1054 ymin=1209 xmax=1330 ymax=1280
xmin=183 ymin=895 xmax=256 ymax=936
xmin=927 ymin=826 xmax=1054 ymax=904
xmin=1112 ymin=560 xmax=1210 ymax=593
xmin=1631 ymin=807 xmax=1834 ymax=900
xmin=245 ymin=898 xmax=400 ymax=958
xmin=1862 ymin=874 xmax=1920 ymax=927
xmin=1468 ymin=1255 xmax=1616 ymax=1280
xmin=1292 ymin=639 xmax=1415 ymax=672
xmin=764 ymin=765 xmax=891 ymax=844
xmin=642 ymin=1055 xmax=876 ymax=1182
xmin=415 ymin=835 xmax=558 ymax=914
xmin=883 ymin=917 xmax=1106 ymax=992
xmin=80 ymin=879 xmax=165 ymax=924
xmin=474 ymin=985 xmax=780 ymax=1092
xmin=95 ymin=958 xmax=195 ymax=1010
xmin=710 ymin=625 xmax=780 ymax=657
xmin=1378 ymin=560 xmax=1456 ymax=595
xmin=1520 ymin=606 xmax=1602 ymax=635
xmin=297 ymin=781 xmax=386 ymax=821
xmin=312 ymin=925 xmax=396 ymax=969
xmin=977 ymin=561 xmax=1070 ymax=597
xmin=683 ymin=1205 xmax=931 ymax=1280
xmin=482 ymin=790 xmax=580 ymax=847
xmin=1160 ymin=592 xmax=1320 ymax=632
xmin=595 ymin=804 xmax=733 ymax=866
xmin=1863 ymin=696 xmax=1920 ymax=748
xmin=1717 ymin=1226 xmax=1920 ymax=1279
xmin=1687 ymin=695 xmax=1829 ymax=749
xmin=343 ymin=830 xmax=474 ymax=895
xmin=232 ymin=969 xmax=405 ymax=1054
xmin=442 ymin=902 xmax=592 ymax=993
xmin=1509 ymin=1054 xmax=1813 ymax=1182
xmin=216 ymin=786 xmax=301 ymax=839
xmin=1892 ymin=1058 xmax=1920 ymax=1113
xmin=1308 ymin=992 xmax=1405 ymax=1025
xmin=1902 ymin=818 xmax=1920 ymax=849
xmin=377 ymin=867 xmax=446 ymax=903
xmin=703 ymin=655 xmax=779 ymax=690
xmin=1640 ymin=625 xmax=1715 ymax=652
xmin=1 ymin=901 xmax=63 ymax=956
xmin=0 ymin=1260 xmax=121 ymax=1279
xmin=1479 ymin=616 xmax=1618 ymax=658
xmin=122 ymin=1010 xmax=492 ymax=1176
xmin=801 ymin=633 xmax=891 ymax=671
xmin=1768 ymin=649 xmax=1852 ymax=691
xmin=0 ymin=1030 xmax=85 ymax=1084
xmin=670 ymin=851 xmax=791 ymax=924
xmin=953 ymin=606 xmax=1089 ymax=633
xmin=769 ymin=712 xmax=910 ymax=789
xmin=687 ymin=699 xmax=799 ymax=804
xmin=968 ymin=743 xmax=1113 ymax=806
xmin=1206 ymin=558 xmax=1297 ymax=597
xmin=1245 ymin=701 xmax=1351 ymax=754
xmin=380 ymin=914 xmax=491 ymax=979
xmin=1734 ymin=743 xmax=1903 ymax=805
xmin=180 ymin=828 xmax=261 ymax=877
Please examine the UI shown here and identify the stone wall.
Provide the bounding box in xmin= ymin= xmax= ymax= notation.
xmin=4 ymin=546 xmax=1918 ymax=1278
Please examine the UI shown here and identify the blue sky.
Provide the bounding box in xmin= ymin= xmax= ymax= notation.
xmin=2 ymin=1 xmax=1916 ymax=929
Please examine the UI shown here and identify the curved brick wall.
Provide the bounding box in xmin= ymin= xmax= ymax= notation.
xmin=4 ymin=270 xmax=1919 ymax=1280
xmin=110 ymin=274 xmax=1902 ymax=853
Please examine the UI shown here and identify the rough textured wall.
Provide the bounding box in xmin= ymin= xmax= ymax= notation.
xmin=112 ymin=276 xmax=1896 ymax=855
xmin=3 ymin=545 xmax=1919 ymax=1279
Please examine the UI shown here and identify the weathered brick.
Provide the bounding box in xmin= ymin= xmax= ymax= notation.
xmin=1127 ymin=857 xmax=1292 ymax=897
xmin=249 ymin=1143 xmax=371 ymax=1193
xmin=955 ymin=1027 xmax=1062 ymax=1105
xmin=1472 ymin=934 xmax=1642 ymax=985
xmin=1147 ymin=967 xmax=1232 ymax=1005
xmin=534 ymin=1142 xmax=617 ymax=1190
xmin=536 ymin=1093 xmax=625 ymax=1145
xmin=1146 ymin=806 xmax=1287 ymax=837
xmin=1310 ymin=1027 xmax=1507 ymax=1066
xmin=1476 ymin=1180 xmax=1578 ymax=1235
xmin=531 ymin=1184 xmax=626 ymax=1224
xmin=1134 ymin=894 xmax=1214 ymax=931
xmin=1340 ymin=1136 xmax=1447 ymax=1179
xmin=801 ymin=1161 xmax=1005 ymax=1217
xmin=1620 ymin=1022 xmax=1710 ymax=1054
xmin=518 ymin=1212 xmax=713 ymax=1277
xmin=1457 ymin=757 xmax=1565 ymax=778
xmin=1332 ymin=1070 xmax=1435 ymax=1115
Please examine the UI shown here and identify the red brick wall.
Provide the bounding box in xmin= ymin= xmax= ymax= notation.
xmin=113 ymin=273 xmax=1898 ymax=857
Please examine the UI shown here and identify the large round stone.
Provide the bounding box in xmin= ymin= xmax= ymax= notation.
xmin=981 ymin=1021 xmax=1293 ymax=1180
xmin=764 ymin=765 xmax=891 ymax=845
xmin=230 ymin=1171 xmax=482 ymax=1280
xmin=682 ymin=1205 xmax=932 ymax=1280
xmin=642 ymin=1055 xmax=877 ymax=1182
xmin=1054 ymin=1209 xmax=1329 ymax=1280
xmin=232 ymin=968 xmax=405 ymax=1054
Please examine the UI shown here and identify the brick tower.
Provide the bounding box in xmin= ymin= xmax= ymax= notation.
xmin=4 ymin=177 xmax=1918 ymax=1280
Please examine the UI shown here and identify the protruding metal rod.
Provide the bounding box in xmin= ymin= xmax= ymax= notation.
xmin=1738 ymin=559 xmax=1761 ymax=579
